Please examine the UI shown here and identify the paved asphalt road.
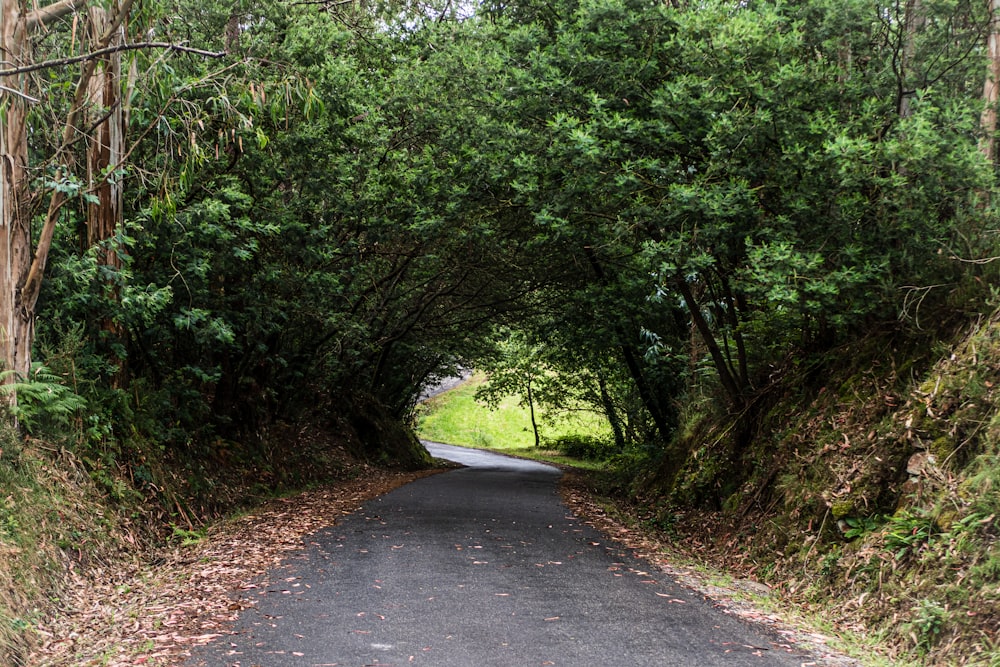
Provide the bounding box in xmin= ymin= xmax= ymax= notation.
xmin=191 ymin=443 xmax=815 ymax=666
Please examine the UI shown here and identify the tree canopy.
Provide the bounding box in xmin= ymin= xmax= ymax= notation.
xmin=1 ymin=0 xmax=998 ymax=484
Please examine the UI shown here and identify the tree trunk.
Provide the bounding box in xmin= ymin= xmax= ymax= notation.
xmin=2 ymin=0 xmax=103 ymax=394
xmin=582 ymin=245 xmax=673 ymax=442
xmin=22 ymin=0 xmax=135 ymax=316
xmin=675 ymin=274 xmax=745 ymax=408
xmin=2 ymin=0 xmax=132 ymax=397
xmin=225 ymin=4 xmax=242 ymax=53
xmin=86 ymin=5 xmax=125 ymax=260
xmin=898 ymin=0 xmax=924 ymax=118
xmin=718 ymin=271 xmax=749 ymax=388
xmin=597 ymin=371 xmax=626 ymax=451
xmin=982 ymin=0 xmax=1000 ymax=162
xmin=25 ymin=0 xmax=85 ymax=32
xmin=526 ymin=377 xmax=540 ymax=448
xmin=86 ymin=4 xmax=128 ymax=386
xmin=1 ymin=0 xmax=32 ymax=389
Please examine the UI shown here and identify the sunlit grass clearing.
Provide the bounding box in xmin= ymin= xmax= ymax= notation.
xmin=415 ymin=373 xmax=610 ymax=469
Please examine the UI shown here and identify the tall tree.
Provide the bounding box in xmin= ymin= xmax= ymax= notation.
xmin=982 ymin=0 xmax=1000 ymax=162
xmin=2 ymin=0 xmax=225 ymax=404
xmin=2 ymin=0 xmax=122 ymax=388
xmin=1 ymin=0 xmax=33 ymax=388
xmin=85 ymin=3 xmax=130 ymax=386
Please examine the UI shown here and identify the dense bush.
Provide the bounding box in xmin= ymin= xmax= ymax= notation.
xmin=547 ymin=434 xmax=613 ymax=461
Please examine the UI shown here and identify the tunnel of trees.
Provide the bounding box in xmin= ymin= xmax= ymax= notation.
xmin=2 ymin=0 xmax=999 ymax=497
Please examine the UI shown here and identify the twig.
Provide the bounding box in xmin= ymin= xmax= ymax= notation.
xmin=899 ymin=284 xmax=950 ymax=330
xmin=950 ymin=253 xmax=1000 ymax=265
xmin=803 ymin=507 xmax=830 ymax=575
xmin=0 ymin=84 xmax=41 ymax=103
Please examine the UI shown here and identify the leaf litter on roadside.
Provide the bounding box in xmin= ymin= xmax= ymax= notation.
xmin=557 ymin=471 xmax=862 ymax=667
xmin=30 ymin=468 xmax=440 ymax=667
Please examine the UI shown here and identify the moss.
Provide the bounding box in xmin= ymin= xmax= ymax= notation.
xmin=929 ymin=436 xmax=954 ymax=460
xmin=969 ymin=551 xmax=1000 ymax=583
xmin=348 ymin=395 xmax=433 ymax=470
xmin=721 ymin=493 xmax=741 ymax=514
xmin=934 ymin=510 xmax=958 ymax=532
xmin=831 ymin=500 xmax=854 ymax=519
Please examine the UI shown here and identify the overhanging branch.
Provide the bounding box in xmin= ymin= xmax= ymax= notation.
xmin=25 ymin=0 xmax=87 ymax=33
xmin=0 ymin=42 xmax=226 ymax=78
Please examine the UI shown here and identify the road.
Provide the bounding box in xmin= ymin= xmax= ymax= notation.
xmin=190 ymin=443 xmax=814 ymax=666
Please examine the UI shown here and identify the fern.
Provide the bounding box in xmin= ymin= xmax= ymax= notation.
xmin=0 ymin=363 xmax=87 ymax=436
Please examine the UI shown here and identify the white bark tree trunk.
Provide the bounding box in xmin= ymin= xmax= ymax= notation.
xmin=86 ymin=5 xmax=124 ymax=264
xmin=899 ymin=0 xmax=925 ymax=119
xmin=2 ymin=0 xmax=94 ymax=400
xmin=1 ymin=0 xmax=33 ymax=386
xmin=86 ymin=3 xmax=129 ymax=385
xmin=981 ymin=0 xmax=1000 ymax=162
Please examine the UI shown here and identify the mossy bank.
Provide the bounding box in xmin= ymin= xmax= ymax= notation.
xmin=616 ymin=312 xmax=1000 ymax=665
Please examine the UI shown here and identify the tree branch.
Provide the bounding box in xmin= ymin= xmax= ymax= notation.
xmin=291 ymin=0 xmax=355 ymax=5
xmin=25 ymin=0 xmax=87 ymax=33
xmin=0 ymin=84 xmax=40 ymax=103
xmin=0 ymin=42 xmax=226 ymax=77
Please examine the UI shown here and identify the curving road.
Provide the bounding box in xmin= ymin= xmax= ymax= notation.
xmin=191 ymin=443 xmax=814 ymax=666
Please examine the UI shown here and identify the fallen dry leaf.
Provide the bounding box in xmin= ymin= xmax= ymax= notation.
xmin=28 ymin=468 xmax=441 ymax=667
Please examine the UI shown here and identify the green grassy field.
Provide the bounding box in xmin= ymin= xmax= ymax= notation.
xmin=414 ymin=374 xmax=611 ymax=469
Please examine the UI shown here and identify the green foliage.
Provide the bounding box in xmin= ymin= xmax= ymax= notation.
xmin=842 ymin=514 xmax=885 ymax=541
xmin=169 ymin=524 xmax=207 ymax=547
xmin=8 ymin=0 xmax=1000 ymax=663
xmin=0 ymin=364 xmax=86 ymax=439
xmin=885 ymin=511 xmax=938 ymax=562
xmin=908 ymin=599 xmax=948 ymax=655
xmin=475 ymin=333 xmax=549 ymax=411
xmin=546 ymin=434 xmax=612 ymax=461
xmin=511 ymin=0 xmax=985 ymax=409
xmin=19 ymin=0 xmax=988 ymax=479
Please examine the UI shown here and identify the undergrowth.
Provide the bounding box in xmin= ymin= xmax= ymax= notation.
xmin=0 ymin=424 xmax=132 ymax=667
xmin=0 ymin=402 xmax=414 ymax=666
xmin=627 ymin=311 xmax=1000 ymax=666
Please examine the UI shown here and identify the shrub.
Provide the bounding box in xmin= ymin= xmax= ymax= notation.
xmin=547 ymin=434 xmax=612 ymax=461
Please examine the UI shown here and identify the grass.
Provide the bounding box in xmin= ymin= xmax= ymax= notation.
xmin=414 ymin=373 xmax=611 ymax=470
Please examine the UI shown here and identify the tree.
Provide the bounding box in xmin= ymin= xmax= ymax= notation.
xmin=1 ymin=0 xmax=224 ymax=399
xmin=2 ymin=0 xmax=124 ymax=389
xmin=6 ymin=0 xmax=996 ymax=475
xmin=476 ymin=332 xmax=550 ymax=448
xmin=982 ymin=0 xmax=1000 ymax=162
